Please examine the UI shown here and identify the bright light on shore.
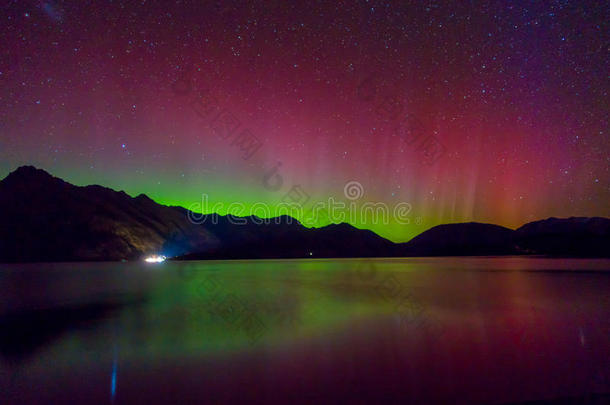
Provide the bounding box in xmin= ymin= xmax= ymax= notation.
xmin=144 ymin=255 xmax=166 ymax=263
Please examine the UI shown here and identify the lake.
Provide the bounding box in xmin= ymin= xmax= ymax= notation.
xmin=1 ymin=257 xmax=609 ymax=404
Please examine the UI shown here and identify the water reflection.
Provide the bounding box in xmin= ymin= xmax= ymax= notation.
xmin=0 ymin=258 xmax=609 ymax=404
xmin=110 ymin=346 xmax=117 ymax=404
xmin=0 ymin=298 xmax=134 ymax=363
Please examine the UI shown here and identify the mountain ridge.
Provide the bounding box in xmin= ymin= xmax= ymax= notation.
xmin=1 ymin=166 xmax=608 ymax=262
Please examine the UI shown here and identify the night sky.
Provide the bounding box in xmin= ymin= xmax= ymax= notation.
xmin=1 ymin=1 xmax=608 ymax=242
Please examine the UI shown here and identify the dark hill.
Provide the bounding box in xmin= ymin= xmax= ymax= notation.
xmin=178 ymin=218 xmax=396 ymax=260
xmin=515 ymin=217 xmax=610 ymax=257
xmin=397 ymin=222 xmax=519 ymax=256
xmin=0 ymin=166 xmax=395 ymax=262
xmin=0 ymin=166 xmax=218 ymax=262
xmin=1 ymin=166 xmax=608 ymax=261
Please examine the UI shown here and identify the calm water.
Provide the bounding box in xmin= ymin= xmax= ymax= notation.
xmin=1 ymin=257 xmax=609 ymax=404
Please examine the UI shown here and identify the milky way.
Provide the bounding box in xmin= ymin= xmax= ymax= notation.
xmin=1 ymin=1 xmax=607 ymax=241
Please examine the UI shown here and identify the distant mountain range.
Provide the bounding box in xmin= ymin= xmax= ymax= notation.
xmin=0 ymin=166 xmax=608 ymax=262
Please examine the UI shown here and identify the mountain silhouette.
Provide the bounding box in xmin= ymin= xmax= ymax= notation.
xmin=516 ymin=217 xmax=610 ymax=257
xmin=397 ymin=222 xmax=520 ymax=256
xmin=176 ymin=218 xmax=396 ymax=260
xmin=0 ymin=166 xmax=218 ymax=262
xmin=0 ymin=166 xmax=608 ymax=262
xmin=0 ymin=166 xmax=393 ymax=262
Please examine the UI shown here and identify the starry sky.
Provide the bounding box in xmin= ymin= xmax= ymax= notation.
xmin=0 ymin=0 xmax=608 ymax=242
